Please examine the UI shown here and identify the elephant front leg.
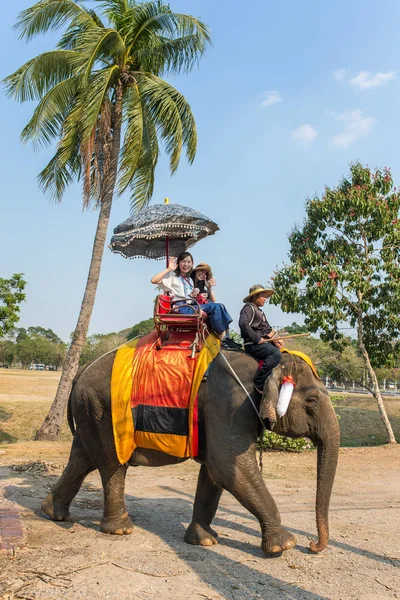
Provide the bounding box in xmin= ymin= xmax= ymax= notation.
xmin=224 ymin=458 xmax=296 ymax=556
xmin=99 ymin=463 xmax=133 ymax=535
xmin=185 ymin=464 xmax=223 ymax=546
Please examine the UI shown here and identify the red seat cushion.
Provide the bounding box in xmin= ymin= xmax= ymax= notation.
xmin=155 ymin=314 xmax=202 ymax=328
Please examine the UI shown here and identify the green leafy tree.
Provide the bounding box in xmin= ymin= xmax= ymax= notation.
xmin=16 ymin=335 xmax=66 ymax=368
xmin=127 ymin=318 xmax=154 ymax=340
xmin=272 ymin=162 xmax=400 ymax=444
xmin=79 ymin=332 xmax=125 ymax=364
xmin=27 ymin=326 xmax=63 ymax=344
xmin=284 ymin=321 xmax=308 ymax=334
xmin=15 ymin=328 xmax=29 ymax=343
xmin=0 ymin=274 xmax=27 ymax=336
xmin=284 ymin=336 xmax=363 ymax=385
xmin=0 ymin=340 xmax=16 ymax=366
xmin=4 ymin=0 xmax=210 ymax=440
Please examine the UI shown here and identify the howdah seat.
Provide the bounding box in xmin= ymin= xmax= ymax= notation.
xmin=153 ymin=294 xmax=207 ymax=353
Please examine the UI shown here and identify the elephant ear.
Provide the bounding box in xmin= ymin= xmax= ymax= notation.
xmin=259 ymin=364 xmax=284 ymax=427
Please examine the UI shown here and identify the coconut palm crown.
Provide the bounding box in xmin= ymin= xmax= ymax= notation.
xmin=4 ymin=0 xmax=210 ymax=440
xmin=5 ymin=0 xmax=210 ymax=209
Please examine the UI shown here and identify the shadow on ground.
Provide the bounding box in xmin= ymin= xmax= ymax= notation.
xmin=3 ymin=467 xmax=397 ymax=600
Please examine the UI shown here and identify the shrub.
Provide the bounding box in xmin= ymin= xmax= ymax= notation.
xmin=259 ymin=431 xmax=311 ymax=452
xmin=329 ymin=393 xmax=345 ymax=421
xmin=330 ymin=393 xmax=347 ymax=405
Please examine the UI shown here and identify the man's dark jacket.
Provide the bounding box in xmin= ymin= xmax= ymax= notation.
xmin=239 ymin=303 xmax=273 ymax=345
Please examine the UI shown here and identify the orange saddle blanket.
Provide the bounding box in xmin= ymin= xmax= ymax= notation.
xmin=111 ymin=330 xmax=220 ymax=464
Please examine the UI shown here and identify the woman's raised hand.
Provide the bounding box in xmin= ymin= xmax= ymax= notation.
xmin=208 ymin=277 xmax=217 ymax=288
xmin=168 ymin=256 xmax=177 ymax=271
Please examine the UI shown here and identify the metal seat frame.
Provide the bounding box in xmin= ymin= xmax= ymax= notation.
xmin=153 ymin=295 xmax=207 ymax=353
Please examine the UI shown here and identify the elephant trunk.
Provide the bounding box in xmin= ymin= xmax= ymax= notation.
xmin=310 ymin=421 xmax=340 ymax=553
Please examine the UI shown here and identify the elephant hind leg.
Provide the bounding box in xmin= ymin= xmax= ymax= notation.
xmin=184 ymin=464 xmax=222 ymax=547
xmin=42 ymin=433 xmax=96 ymax=522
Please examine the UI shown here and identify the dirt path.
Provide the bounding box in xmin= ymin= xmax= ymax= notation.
xmin=0 ymin=443 xmax=399 ymax=600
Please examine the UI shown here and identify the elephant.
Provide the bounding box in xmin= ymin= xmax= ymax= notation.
xmin=41 ymin=348 xmax=340 ymax=556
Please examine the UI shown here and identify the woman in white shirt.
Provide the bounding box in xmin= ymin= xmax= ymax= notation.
xmin=151 ymin=252 xmax=232 ymax=338
xmin=151 ymin=252 xmax=198 ymax=301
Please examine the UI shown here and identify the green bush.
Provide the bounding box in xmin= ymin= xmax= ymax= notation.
xmin=259 ymin=431 xmax=312 ymax=452
xmin=329 ymin=394 xmax=345 ymax=421
xmin=330 ymin=393 xmax=347 ymax=405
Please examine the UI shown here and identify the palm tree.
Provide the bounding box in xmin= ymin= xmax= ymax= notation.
xmin=4 ymin=0 xmax=210 ymax=440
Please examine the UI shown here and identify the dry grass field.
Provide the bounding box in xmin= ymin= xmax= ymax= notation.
xmin=0 ymin=369 xmax=71 ymax=443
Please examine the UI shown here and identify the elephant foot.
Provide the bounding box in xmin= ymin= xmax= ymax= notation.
xmin=184 ymin=522 xmax=219 ymax=546
xmin=41 ymin=493 xmax=72 ymax=522
xmin=100 ymin=512 xmax=133 ymax=535
xmin=262 ymin=527 xmax=296 ymax=556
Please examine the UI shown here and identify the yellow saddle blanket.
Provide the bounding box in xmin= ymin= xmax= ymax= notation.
xmin=111 ymin=331 xmax=220 ymax=464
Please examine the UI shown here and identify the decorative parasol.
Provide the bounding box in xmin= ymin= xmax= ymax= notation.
xmin=109 ymin=198 xmax=219 ymax=265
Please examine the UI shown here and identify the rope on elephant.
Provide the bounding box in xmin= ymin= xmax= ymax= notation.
xmin=204 ymin=331 xmax=266 ymax=472
xmin=81 ymin=335 xmax=143 ymax=375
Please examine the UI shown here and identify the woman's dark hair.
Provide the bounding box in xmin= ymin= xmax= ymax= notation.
xmin=174 ymin=251 xmax=194 ymax=276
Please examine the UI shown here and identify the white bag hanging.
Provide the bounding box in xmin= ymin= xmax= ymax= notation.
xmin=276 ymin=375 xmax=296 ymax=417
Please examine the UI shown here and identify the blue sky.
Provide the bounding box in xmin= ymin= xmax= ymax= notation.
xmin=1 ymin=0 xmax=400 ymax=341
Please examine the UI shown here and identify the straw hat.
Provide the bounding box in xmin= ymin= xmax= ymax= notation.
xmin=243 ymin=284 xmax=274 ymax=303
xmin=192 ymin=263 xmax=213 ymax=279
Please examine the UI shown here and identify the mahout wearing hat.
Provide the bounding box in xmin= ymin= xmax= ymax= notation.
xmin=243 ymin=284 xmax=274 ymax=304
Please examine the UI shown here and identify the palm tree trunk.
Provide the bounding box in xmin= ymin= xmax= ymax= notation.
xmin=357 ymin=315 xmax=397 ymax=444
xmin=36 ymin=84 xmax=124 ymax=441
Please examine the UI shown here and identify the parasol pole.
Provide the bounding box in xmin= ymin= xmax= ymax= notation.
xmin=164 ymin=197 xmax=170 ymax=267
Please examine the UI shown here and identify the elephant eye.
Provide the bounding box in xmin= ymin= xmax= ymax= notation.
xmin=306 ymin=396 xmax=318 ymax=404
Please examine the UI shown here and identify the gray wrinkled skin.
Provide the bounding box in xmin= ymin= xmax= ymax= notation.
xmin=41 ymin=351 xmax=340 ymax=556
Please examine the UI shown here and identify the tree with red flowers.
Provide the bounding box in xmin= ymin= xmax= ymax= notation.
xmin=272 ymin=162 xmax=400 ymax=443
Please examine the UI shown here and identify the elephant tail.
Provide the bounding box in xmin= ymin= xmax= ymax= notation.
xmin=67 ymin=390 xmax=75 ymax=436
xmin=67 ymin=361 xmax=97 ymax=436
xmin=67 ymin=364 xmax=88 ymax=435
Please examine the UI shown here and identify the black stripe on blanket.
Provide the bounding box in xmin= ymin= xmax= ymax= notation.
xmin=132 ymin=405 xmax=188 ymax=436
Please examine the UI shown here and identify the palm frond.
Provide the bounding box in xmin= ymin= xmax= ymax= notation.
xmin=117 ymin=83 xmax=144 ymax=195
xmin=38 ymin=146 xmax=81 ymax=201
xmin=130 ymin=3 xmax=182 ymax=45
xmin=134 ymin=33 xmax=207 ymax=75
xmin=68 ymin=27 xmax=125 ymax=78
xmin=15 ymin=0 xmax=97 ymax=41
xmin=97 ymin=0 xmax=133 ymax=32
xmin=129 ymin=110 xmax=159 ymax=212
xmin=58 ymin=9 xmax=105 ymax=50
xmin=137 ymin=71 xmax=196 ymax=173
xmin=131 ymin=7 xmax=210 ymax=50
xmin=3 ymin=50 xmax=77 ymax=102
xmin=79 ymin=65 xmax=119 ymax=140
xmin=21 ymin=76 xmax=79 ymax=148
xmin=54 ymin=93 xmax=85 ymax=182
